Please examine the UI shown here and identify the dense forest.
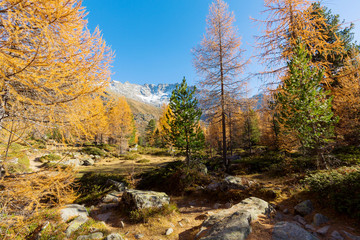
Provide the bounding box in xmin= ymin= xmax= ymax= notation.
xmin=1 ymin=0 xmax=360 ymax=239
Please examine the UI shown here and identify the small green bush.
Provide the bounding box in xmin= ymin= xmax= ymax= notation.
xmin=38 ymin=154 xmax=61 ymax=163
xmin=75 ymin=172 xmax=128 ymax=205
xmin=122 ymin=153 xmax=141 ymax=160
xmin=129 ymin=203 xmax=178 ymax=223
xmin=137 ymin=161 xmax=211 ymax=195
xmin=136 ymin=159 xmax=150 ymax=164
xmin=303 ymin=166 xmax=360 ymax=219
xmin=138 ymin=147 xmax=171 ymax=156
xmin=81 ymin=147 xmax=106 ymax=157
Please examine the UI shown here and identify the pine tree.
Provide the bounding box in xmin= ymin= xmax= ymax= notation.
xmin=167 ymin=78 xmax=204 ymax=165
xmin=242 ymin=109 xmax=261 ymax=153
xmin=144 ymin=119 xmax=156 ymax=146
xmin=276 ymin=42 xmax=337 ymax=168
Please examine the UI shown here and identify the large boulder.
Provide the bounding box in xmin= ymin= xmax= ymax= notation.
xmin=272 ymin=222 xmax=319 ymax=240
xmin=66 ymin=215 xmax=88 ymax=237
xmin=198 ymin=197 xmax=274 ymax=240
xmin=60 ymin=204 xmax=88 ymax=222
xmin=121 ymin=189 xmax=170 ymax=210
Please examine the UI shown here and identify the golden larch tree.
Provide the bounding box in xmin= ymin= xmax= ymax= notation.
xmin=193 ymin=0 xmax=246 ymax=171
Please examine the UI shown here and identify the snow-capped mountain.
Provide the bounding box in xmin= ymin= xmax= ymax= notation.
xmin=108 ymin=81 xmax=177 ymax=107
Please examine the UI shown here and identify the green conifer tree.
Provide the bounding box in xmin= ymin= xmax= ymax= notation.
xmin=276 ymin=42 xmax=337 ymax=168
xmin=167 ymin=77 xmax=204 ymax=165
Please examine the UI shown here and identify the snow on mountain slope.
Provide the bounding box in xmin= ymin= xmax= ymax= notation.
xmin=108 ymin=81 xmax=177 ymax=107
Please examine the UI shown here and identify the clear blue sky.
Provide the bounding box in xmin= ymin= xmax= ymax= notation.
xmin=83 ymin=0 xmax=360 ymax=95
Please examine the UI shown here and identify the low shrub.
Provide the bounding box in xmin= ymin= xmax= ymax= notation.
xmin=138 ymin=147 xmax=172 ymax=156
xmin=38 ymin=154 xmax=61 ymax=163
xmin=129 ymin=203 xmax=178 ymax=223
xmin=81 ymin=147 xmax=106 ymax=157
xmin=137 ymin=160 xmax=211 ymax=195
xmin=75 ymin=172 xmax=128 ymax=205
xmin=122 ymin=153 xmax=141 ymax=160
xmin=136 ymin=159 xmax=150 ymax=164
xmin=303 ymin=166 xmax=360 ymax=219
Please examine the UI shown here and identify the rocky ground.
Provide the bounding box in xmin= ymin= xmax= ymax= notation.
xmin=21 ymin=147 xmax=360 ymax=239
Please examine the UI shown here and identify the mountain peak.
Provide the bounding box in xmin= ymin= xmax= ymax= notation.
xmin=108 ymin=81 xmax=177 ymax=107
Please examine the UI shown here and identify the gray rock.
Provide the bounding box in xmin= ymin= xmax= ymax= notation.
xmin=135 ymin=233 xmax=144 ymax=239
xmin=165 ymin=228 xmax=173 ymax=235
xmin=105 ymin=233 xmax=124 ymax=240
xmin=107 ymin=179 xmax=127 ymax=192
xmin=330 ymin=231 xmax=344 ymax=240
xmin=224 ymin=203 xmax=232 ymax=209
xmin=60 ymin=204 xmax=88 ymax=222
xmin=223 ymin=176 xmax=255 ymax=190
xmin=206 ymin=181 xmax=221 ymax=191
xmin=62 ymin=158 xmax=81 ymax=166
xmin=76 ymin=232 xmax=104 ymax=240
xmin=275 ymin=212 xmax=284 ymax=221
xmin=313 ymin=213 xmax=329 ymax=226
xmin=121 ymin=189 xmax=170 ymax=210
xmin=305 ymin=224 xmax=316 ymax=231
xmin=82 ymin=159 xmax=95 ymax=166
xmin=66 ymin=216 xmax=88 ymax=237
xmin=272 ymin=222 xmax=319 ymax=240
xmin=293 ymin=215 xmax=307 ymax=225
xmin=95 ymin=212 xmax=112 ymax=222
xmin=283 ymin=208 xmax=289 ymax=214
xmin=342 ymin=231 xmax=360 ymax=240
xmin=103 ymin=191 xmax=122 ymax=203
xmin=316 ymin=225 xmax=330 ymax=235
xmin=213 ymin=203 xmax=221 ymax=209
xmin=99 ymin=203 xmax=118 ymax=211
xmin=294 ymin=200 xmax=313 ymax=216
xmin=199 ymin=197 xmax=274 ymax=240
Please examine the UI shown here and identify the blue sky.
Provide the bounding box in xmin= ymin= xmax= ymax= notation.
xmin=83 ymin=0 xmax=360 ymax=95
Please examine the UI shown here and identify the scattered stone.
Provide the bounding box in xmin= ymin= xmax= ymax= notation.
xmin=120 ymin=221 xmax=125 ymax=228
xmin=330 ymin=231 xmax=344 ymax=240
xmin=293 ymin=215 xmax=307 ymax=225
xmin=178 ymin=221 xmax=183 ymax=227
xmin=95 ymin=212 xmax=112 ymax=222
xmin=99 ymin=203 xmax=118 ymax=211
xmin=107 ymin=179 xmax=127 ymax=192
xmin=82 ymin=159 xmax=95 ymax=166
xmin=313 ymin=213 xmax=329 ymax=226
xmin=60 ymin=204 xmax=88 ymax=222
xmin=76 ymin=232 xmax=104 ymax=240
xmin=165 ymin=228 xmax=173 ymax=236
xmin=275 ymin=212 xmax=284 ymax=221
xmin=317 ymin=225 xmax=330 ymax=235
xmin=206 ymin=181 xmax=221 ymax=191
xmin=62 ymin=159 xmax=81 ymax=166
xmin=105 ymin=233 xmax=124 ymax=240
xmin=283 ymin=208 xmax=289 ymax=214
xmin=222 ymin=175 xmax=255 ymax=190
xmin=121 ymin=189 xmax=170 ymax=210
xmin=224 ymin=202 xmax=232 ymax=209
xmin=199 ymin=197 xmax=274 ymax=240
xmin=135 ymin=233 xmax=144 ymax=239
xmin=197 ymin=163 xmax=208 ymax=175
xmin=272 ymin=221 xmax=319 ymax=240
xmin=294 ymin=200 xmax=313 ymax=216
xmin=66 ymin=216 xmax=88 ymax=237
xmin=103 ymin=191 xmax=122 ymax=203
xmin=213 ymin=203 xmax=221 ymax=209
xmin=305 ymin=224 xmax=316 ymax=231
xmin=342 ymin=231 xmax=360 ymax=240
